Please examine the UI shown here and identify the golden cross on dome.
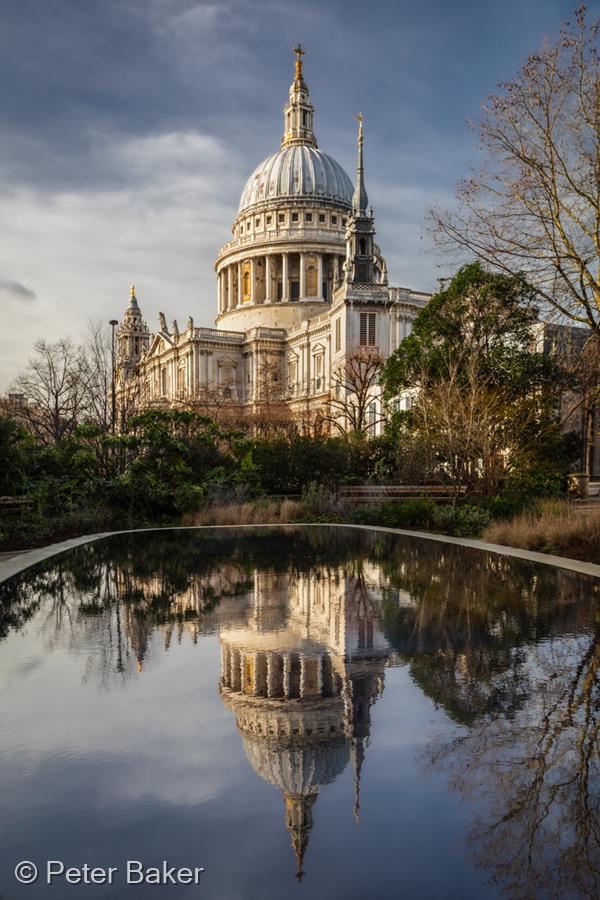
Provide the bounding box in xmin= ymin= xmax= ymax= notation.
xmin=293 ymin=43 xmax=305 ymax=79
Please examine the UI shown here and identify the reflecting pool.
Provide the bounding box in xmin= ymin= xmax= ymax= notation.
xmin=1 ymin=526 xmax=599 ymax=899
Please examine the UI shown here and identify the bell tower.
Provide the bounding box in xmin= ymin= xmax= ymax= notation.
xmin=117 ymin=284 xmax=150 ymax=375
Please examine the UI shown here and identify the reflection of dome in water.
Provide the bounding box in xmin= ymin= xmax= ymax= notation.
xmin=218 ymin=567 xmax=393 ymax=879
xmin=242 ymin=732 xmax=349 ymax=795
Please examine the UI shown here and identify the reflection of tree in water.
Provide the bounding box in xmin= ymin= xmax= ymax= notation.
xmin=4 ymin=527 xmax=600 ymax=894
xmin=372 ymin=535 xmax=600 ymax=899
xmin=0 ymin=528 xmax=374 ymax=685
xmin=376 ymin=537 xmax=598 ymax=725
xmin=425 ymin=627 xmax=600 ymax=899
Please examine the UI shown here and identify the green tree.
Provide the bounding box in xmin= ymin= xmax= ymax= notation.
xmin=381 ymin=263 xmax=570 ymax=496
xmin=0 ymin=416 xmax=32 ymax=495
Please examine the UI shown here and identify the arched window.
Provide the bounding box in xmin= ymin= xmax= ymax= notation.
xmin=359 ymin=238 xmax=366 ymax=255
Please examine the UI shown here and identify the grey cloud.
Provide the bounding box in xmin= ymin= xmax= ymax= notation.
xmin=0 ymin=0 xmax=582 ymax=390
xmin=0 ymin=280 xmax=36 ymax=301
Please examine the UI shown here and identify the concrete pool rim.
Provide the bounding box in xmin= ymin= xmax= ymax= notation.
xmin=1 ymin=523 xmax=599 ymax=585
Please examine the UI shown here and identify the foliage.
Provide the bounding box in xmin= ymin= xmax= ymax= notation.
xmin=0 ymin=417 xmax=33 ymax=495
xmin=247 ymin=435 xmax=370 ymax=493
xmin=381 ymin=263 xmax=572 ymax=498
xmin=299 ymin=482 xmax=341 ymax=520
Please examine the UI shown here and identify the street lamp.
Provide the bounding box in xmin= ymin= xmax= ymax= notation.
xmin=109 ymin=319 xmax=118 ymax=433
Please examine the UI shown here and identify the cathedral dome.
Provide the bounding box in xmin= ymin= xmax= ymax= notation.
xmin=238 ymin=145 xmax=353 ymax=214
xmin=242 ymin=733 xmax=349 ymax=795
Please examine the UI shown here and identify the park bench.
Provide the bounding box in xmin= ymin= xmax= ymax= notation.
xmin=336 ymin=485 xmax=466 ymax=504
xmin=0 ymin=496 xmax=35 ymax=517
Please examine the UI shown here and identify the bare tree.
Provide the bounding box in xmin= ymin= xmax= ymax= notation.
xmin=326 ymin=350 xmax=385 ymax=436
xmin=407 ymin=354 xmax=559 ymax=498
xmin=82 ymin=322 xmax=111 ymax=431
xmin=10 ymin=339 xmax=91 ymax=444
xmin=546 ymin=328 xmax=600 ymax=473
xmin=250 ymin=356 xmax=297 ymax=438
xmin=431 ymin=7 xmax=600 ymax=333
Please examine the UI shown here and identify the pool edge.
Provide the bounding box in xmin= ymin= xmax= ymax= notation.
xmin=1 ymin=523 xmax=599 ymax=584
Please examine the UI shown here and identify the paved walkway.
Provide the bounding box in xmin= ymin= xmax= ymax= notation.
xmin=0 ymin=550 xmax=28 ymax=561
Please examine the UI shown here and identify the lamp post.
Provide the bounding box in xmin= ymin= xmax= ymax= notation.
xmin=109 ymin=319 xmax=118 ymax=433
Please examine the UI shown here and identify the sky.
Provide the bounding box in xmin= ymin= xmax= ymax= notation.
xmin=0 ymin=0 xmax=595 ymax=388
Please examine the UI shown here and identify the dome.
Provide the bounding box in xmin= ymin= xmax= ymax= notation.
xmin=238 ymin=145 xmax=353 ymax=214
xmin=242 ymin=733 xmax=349 ymax=795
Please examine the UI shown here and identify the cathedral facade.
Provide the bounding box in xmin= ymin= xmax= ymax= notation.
xmin=115 ymin=48 xmax=430 ymax=433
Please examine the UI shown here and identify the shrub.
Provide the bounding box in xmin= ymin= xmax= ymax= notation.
xmin=483 ymin=498 xmax=600 ymax=561
xmin=299 ymin=482 xmax=342 ymax=521
xmin=183 ymin=498 xmax=302 ymax=526
xmin=350 ymin=499 xmax=437 ymax=530
xmin=432 ymin=503 xmax=492 ymax=537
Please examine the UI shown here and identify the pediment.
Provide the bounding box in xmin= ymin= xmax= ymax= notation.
xmin=218 ymin=355 xmax=238 ymax=368
xmin=146 ymin=333 xmax=173 ymax=357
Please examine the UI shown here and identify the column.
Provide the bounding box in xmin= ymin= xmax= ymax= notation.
xmin=237 ymin=261 xmax=242 ymax=307
xmin=317 ymin=254 xmax=323 ymax=300
xmin=217 ymin=271 xmax=222 ymax=313
xmin=265 ymin=255 xmax=272 ymax=302
xmin=227 ymin=266 xmax=233 ymax=312
xmin=282 ymin=252 xmax=289 ymax=301
xmin=283 ymin=652 xmax=291 ymax=700
xmin=192 ymin=346 xmax=198 ymax=394
xmin=305 ymin=340 xmax=310 ymax=395
xmin=250 ymin=257 xmax=256 ymax=304
xmin=299 ymin=252 xmax=306 ymax=300
xmin=299 ymin=655 xmax=306 ymax=700
xmin=317 ymin=653 xmax=323 ymax=695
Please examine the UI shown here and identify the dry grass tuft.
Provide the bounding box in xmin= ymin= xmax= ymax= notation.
xmin=183 ymin=498 xmax=302 ymax=527
xmin=483 ymin=498 xmax=600 ymax=562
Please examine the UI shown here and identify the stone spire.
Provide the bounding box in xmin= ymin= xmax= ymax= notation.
xmin=352 ymin=114 xmax=368 ymax=216
xmin=350 ymin=737 xmax=365 ymax=825
xmin=344 ymin=118 xmax=377 ymax=285
xmin=281 ymin=44 xmax=317 ymax=148
xmin=284 ymin=791 xmax=318 ymax=882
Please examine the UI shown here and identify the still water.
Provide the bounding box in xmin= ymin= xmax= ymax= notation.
xmin=1 ymin=526 xmax=599 ymax=899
